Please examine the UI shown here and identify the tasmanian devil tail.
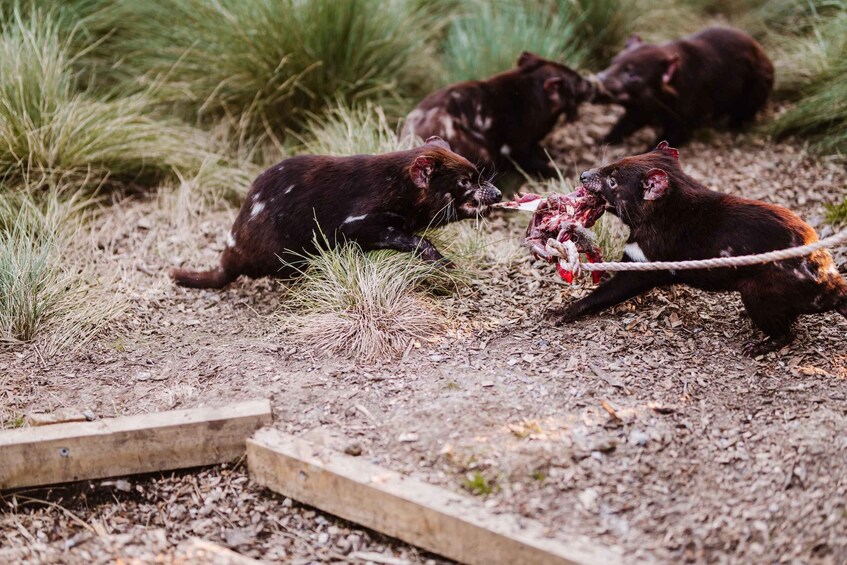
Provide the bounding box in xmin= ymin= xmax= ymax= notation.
xmin=169 ymin=266 xmax=236 ymax=289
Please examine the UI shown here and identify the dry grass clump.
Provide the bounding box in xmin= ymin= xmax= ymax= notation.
xmin=281 ymin=242 xmax=461 ymax=360
xmin=0 ymin=186 xmax=124 ymax=355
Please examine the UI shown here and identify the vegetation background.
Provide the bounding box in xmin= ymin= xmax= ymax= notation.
xmin=0 ymin=0 xmax=845 ymax=356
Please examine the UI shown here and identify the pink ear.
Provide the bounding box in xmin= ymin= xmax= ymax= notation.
xmin=655 ymin=140 xmax=679 ymax=160
xmin=662 ymin=54 xmax=680 ymax=84
xmin=425 ymin=136 xmax=451 ymax=152
xmin=410 ymin=155 xmax=436 ymax=189
xmin=544 ymin=77 xmax=563 ymax=104
xmin=643 ymin=168 xmax=670 ymax=201
xmin=624 ymin=34 xmax=643 ymax=52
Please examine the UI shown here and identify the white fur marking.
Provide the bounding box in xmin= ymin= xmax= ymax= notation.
xmin=500 ymin=144 xmax=511 ymax=156
xmin=342 ymin=214 xmax=368 ymax=225
xmin=283 ymin=184 xmax=295 ymax=195
xmin=625 ymin=242 xmax=648 ymax=262
xmin=277 ymin=165 xmax=284 ymax=171
xmin=250 ymin=201 xmax=265 ymax=218
xmin=226 ymin=231 xmax=236 ymax=248
xmin=440 ymin=116 xmax=456 ymax=140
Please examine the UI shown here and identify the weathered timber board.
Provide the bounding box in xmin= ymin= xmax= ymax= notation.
xmin=247 ymin=428 xmax=622 ymax=565
xmin=0 ymin=399 xmax=272 ymax=490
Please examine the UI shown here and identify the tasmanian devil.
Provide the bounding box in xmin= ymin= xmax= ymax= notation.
xmin=401 ymin=52 xmax=597 ymax=177
xmin=547 ymin=142 xmax=847 ymax=356
xmin=170 ymin=136 xmax=501 ymax=289
xmin=595 ymin=27 xmax=774 ymax=148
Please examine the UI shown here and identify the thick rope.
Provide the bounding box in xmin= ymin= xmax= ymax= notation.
xmin=544 ymin=228 xmax=847 ymax=276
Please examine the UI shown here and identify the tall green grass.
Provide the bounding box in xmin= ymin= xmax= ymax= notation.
xmin=767 ymin=3 xmax=847 ymax=153
xmin=0 ymin=187 xmax=122 ymax=353
xmin=79 ymin=0 xmax=441 ymax=139
xmin=0 ymin=7 xmax=248 ymax=194
xmin=299 ymin=101 xmax=414 ymax=157
xmin=441 ymin=0 xmax=587 ymax=83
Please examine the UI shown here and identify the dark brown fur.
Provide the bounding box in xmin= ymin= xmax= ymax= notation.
xmin=170 ymin=137 xmax=501 ymax=289
xmin=548 ymin=144 xmax=847 ymax=356
xmin=402 ymin=52 xmax=596 ymax=177
xmin=596 ymin=27 xmax=774 ymax=148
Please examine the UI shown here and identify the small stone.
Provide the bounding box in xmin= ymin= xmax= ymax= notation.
xmin=83 ymin=410 xmax=96 ymax=421
xmin=344 ymin=443 xmax=363 ymax=456
xmin=398 ymin=432 xmax=419 ymax=443
xmin=115 ymin=479 xmax=132 ymax=492
xmin=578 ymin=488 xmax=599 ymax=511
xmin=629 ymin=430 xmax=650 ymax=447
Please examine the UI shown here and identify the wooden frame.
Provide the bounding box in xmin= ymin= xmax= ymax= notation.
xmin=0 ymin=399 xmax=272 ymax=490
xmin=247 ymin=428 xmax=621 ymax=565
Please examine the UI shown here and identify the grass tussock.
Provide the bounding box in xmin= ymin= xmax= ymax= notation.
xmin=0 ymin=187 xmax=123 ymax=354
xmin=281 ymin=242 xmax=461 ymax=360
xmin=82 ymin=0 xmax=441 ymax=139
xmin=300 ymin=101 xmax=414 ymax=157
xmin=0 ymin=7 xmax=249 ymax=194
xmin=826 ymin=199 xmax=847 ymax=226
xmin=766 ymin=3 xmax=847 ymax=152
xmin=441 ymin=0 xmax=586 ymax=83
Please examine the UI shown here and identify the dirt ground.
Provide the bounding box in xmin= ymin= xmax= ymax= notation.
xmin=2 ymin=106 xmax=847 ymax=564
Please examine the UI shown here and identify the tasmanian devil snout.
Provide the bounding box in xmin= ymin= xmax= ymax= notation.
xmin=170 ymin=136 xmax=500 ymax=290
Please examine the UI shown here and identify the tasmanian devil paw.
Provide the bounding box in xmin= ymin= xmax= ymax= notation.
xmin=741 ymin=335 xmax=791 ymax=357
xmin=546 ymin=305 xmax=581 ymax=327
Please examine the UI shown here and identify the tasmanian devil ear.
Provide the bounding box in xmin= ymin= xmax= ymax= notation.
xmin=543 ymin=76 xmax=564 ymax=104
xmin=410 ymin=155 xmax=437 ymax=189
xmin=424 ymin=136 xmax=451 ymax=152
xmin=643 ymin=168 xmax=670 ymax=201
xmin=517 ymin=51 xmax=543 ymax=68
xmin=624 ymin=34 xmax=643 ymax=52
xmin=662 ymin=53 xmax=680 ymax=84
xmin=655 ymin=140 xmax=680 ymax=160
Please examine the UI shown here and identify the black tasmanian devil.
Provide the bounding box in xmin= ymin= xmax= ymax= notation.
xmin=170 ymin=136 xmax=501 ymax=289
xmin=402 ymin=52 xmax=597 ymax=177
xmin=547 ymin=142 xmax=847 ymax=356
xmin=595 ymin=27 xmax=774 ymax=147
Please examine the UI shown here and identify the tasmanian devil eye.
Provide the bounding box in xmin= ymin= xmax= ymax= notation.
xmin=608 ymin=176 xmax=618 ymax=189
xmin=459 ymin=178 xmax=471 ymax=189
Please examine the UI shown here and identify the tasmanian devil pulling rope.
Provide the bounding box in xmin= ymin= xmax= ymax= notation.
xmin=545 ymin=228 xmax=847 ymax=279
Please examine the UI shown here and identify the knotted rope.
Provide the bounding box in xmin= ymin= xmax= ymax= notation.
xmin=544 ymin=228 xmax=847 ymax=279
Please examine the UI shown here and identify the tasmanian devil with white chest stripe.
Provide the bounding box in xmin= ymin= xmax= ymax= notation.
xmin=547 ymin=142 xmax=847 ymax=356
xmin=170 ymin=136 xmax=501 ymax=289
xmin=402 ymin=52 xmax=597 ymax=177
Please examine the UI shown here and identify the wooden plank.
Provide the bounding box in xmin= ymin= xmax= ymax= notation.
xmin=247 ymin=428 xmax=622 ymax=565
xmin=0 ymin=399 xmax=272 ymax=490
